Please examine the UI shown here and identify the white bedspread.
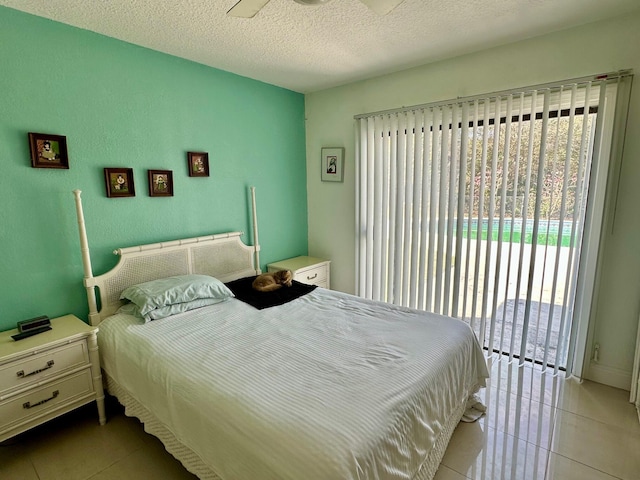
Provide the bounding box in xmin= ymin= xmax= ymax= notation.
xmin=98 ymin=288 xmax=488 ymax=480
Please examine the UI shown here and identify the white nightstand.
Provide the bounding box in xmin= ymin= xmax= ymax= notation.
xmin=267 ymin=256 xmax=331 ymax=289
xmin=0 ymin=314 xmax=106 ymax=442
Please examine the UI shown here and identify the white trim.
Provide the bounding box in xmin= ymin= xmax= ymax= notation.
xmin=631 ymin=310 xmax=640 ymax=404
xmin=586 ymin=363 xmax=633 ymax=391
xmin=576 ymin=77 xmax=633 ymax=381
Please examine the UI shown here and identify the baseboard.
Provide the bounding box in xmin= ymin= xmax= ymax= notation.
xmin=585 ymin=362 xmax=632 ymax=391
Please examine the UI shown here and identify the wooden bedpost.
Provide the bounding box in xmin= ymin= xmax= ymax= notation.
xmin=250 ymin=186 xmax=262 ymax=274
xmin=73 ymin=190 xmax=100 ymax=326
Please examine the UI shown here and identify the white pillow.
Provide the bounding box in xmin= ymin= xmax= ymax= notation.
xmin=146 ymin=298 xmax=227 ymax=321
xmin=120 ymin=274 xmax=234 ymax=318
xmin=117 ymin=297 xmax=228 ymax=322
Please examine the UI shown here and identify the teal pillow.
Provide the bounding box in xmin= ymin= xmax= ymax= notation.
xmin=120 ymin=274 xmax=234 ymax=318
xmin=116 ymin=302 xmax=143 ymax=318
xmin=146 ymin=298 xmax=227 ymax=321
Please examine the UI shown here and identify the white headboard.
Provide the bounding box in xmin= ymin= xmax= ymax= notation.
xmin=73 ymin=189 xmax=261 ymax=326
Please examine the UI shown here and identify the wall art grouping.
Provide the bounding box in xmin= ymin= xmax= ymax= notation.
xmin=102 ymin=152 xmax=208 ymax=198
xmin=27 ymin=132 xmax=209 ymax=198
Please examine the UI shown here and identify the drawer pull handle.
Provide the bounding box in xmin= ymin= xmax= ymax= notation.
xmin=17 ymin=360 xmax=55 ymax=378
xmin=23 ymin=390 xmax=59 ymax=409
xmin=307 ymin=273 xmax=318 ymax=280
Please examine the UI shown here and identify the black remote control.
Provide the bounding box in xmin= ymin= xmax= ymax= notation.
xmin=11 ymin=326 xmax=52 ymax=341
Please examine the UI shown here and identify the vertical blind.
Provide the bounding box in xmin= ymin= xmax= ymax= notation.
xmin=355 ymin=72 xmax=632 ymax=373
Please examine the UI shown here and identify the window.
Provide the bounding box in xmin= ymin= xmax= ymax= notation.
xmin=355 ymin=72 xmax=632 ymax=375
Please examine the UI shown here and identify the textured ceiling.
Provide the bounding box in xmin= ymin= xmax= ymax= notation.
xmin=2 ymin=0 xmax=639 ymax=93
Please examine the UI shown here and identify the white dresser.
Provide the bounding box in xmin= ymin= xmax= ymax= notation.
xmin=267 ymin=256 xmax=331 ymax=289
xmin=0 ymin=314 xmax=106 ymax=441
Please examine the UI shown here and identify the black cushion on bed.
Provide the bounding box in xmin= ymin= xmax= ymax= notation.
xmin=225 ymin=276 xmax=317 ymax=310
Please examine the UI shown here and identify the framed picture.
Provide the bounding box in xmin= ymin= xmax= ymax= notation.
xmin=104 ymin=168 xmax=135 ymax=198
xmin=187 ymin=151 xmax=209 ymax=177
xmin=148 ymin=169 xmax=174 ymax=197
xmin=28 ymin=132 xmax=69 ymax=169
xmin=321 ymin=147 xmax=344 ymax=182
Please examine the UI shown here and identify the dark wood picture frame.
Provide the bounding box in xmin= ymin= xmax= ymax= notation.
xmin=321 ymin=147 xmax=345 ymax=182
xmin=187 ymin=152 xmax=209 ymax=177
xmin=28 ymin=132 xmax=69 ymax=169
xmin=104 ymin=168 xmax=135 ymax=198
xmin=148 ymin=169 xmax=174 ymax=197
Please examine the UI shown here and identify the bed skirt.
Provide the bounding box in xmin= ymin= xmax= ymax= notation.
xmin=106 ymin=374 xmax=221 ymax=480
xmin=105 ymin=373 xmax=466 ymax=480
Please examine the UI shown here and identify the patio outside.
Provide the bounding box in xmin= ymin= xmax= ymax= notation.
xmin=442 ymin=220 xmax=577 ymax=368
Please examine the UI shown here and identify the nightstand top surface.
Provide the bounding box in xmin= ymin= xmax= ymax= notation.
xmin=268 ymin=256 xmax=330 ymax=271
xmin=0 ymin=315 xmax=96 ymax=360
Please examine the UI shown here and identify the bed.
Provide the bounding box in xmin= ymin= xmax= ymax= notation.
xmin=72 ymin=188 xmax=489 ymax=480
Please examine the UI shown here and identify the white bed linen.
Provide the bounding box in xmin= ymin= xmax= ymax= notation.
xmin=98 ymin=288 xmax=488 ymax=480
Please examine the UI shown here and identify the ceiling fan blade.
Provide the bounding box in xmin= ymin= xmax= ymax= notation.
xmin=227 ymin=0 xmax=272 ymax=18
xmin=359 ymin=0 xmax=405 ymax=15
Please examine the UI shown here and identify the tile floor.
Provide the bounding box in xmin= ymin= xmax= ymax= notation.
xmin=1 ymin=355 xmax=639 ymax=480
xmin=436 ymin=355 xmax=640 ymax=480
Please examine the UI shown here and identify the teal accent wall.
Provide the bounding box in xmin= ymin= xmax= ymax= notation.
xmin=0 ymin=7 xmax=308 ymax=331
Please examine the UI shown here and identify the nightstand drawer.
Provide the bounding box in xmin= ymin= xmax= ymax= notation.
xmin=294 ymin=265 xmax=327 ymax=286
xmin=0 ymin=369 xmax=94 ymax=430
xmin=0 ymin=315 xmax=105 ymax=442
xmin=0 ymin=341 xmax=89 ymax=394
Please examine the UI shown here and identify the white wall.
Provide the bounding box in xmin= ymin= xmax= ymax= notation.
xmin=305 ymin=10 xmax=640 ymax=388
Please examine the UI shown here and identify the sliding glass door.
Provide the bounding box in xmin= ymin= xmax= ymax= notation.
xmin=355 ymin=73 xmax=632 ymax=374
